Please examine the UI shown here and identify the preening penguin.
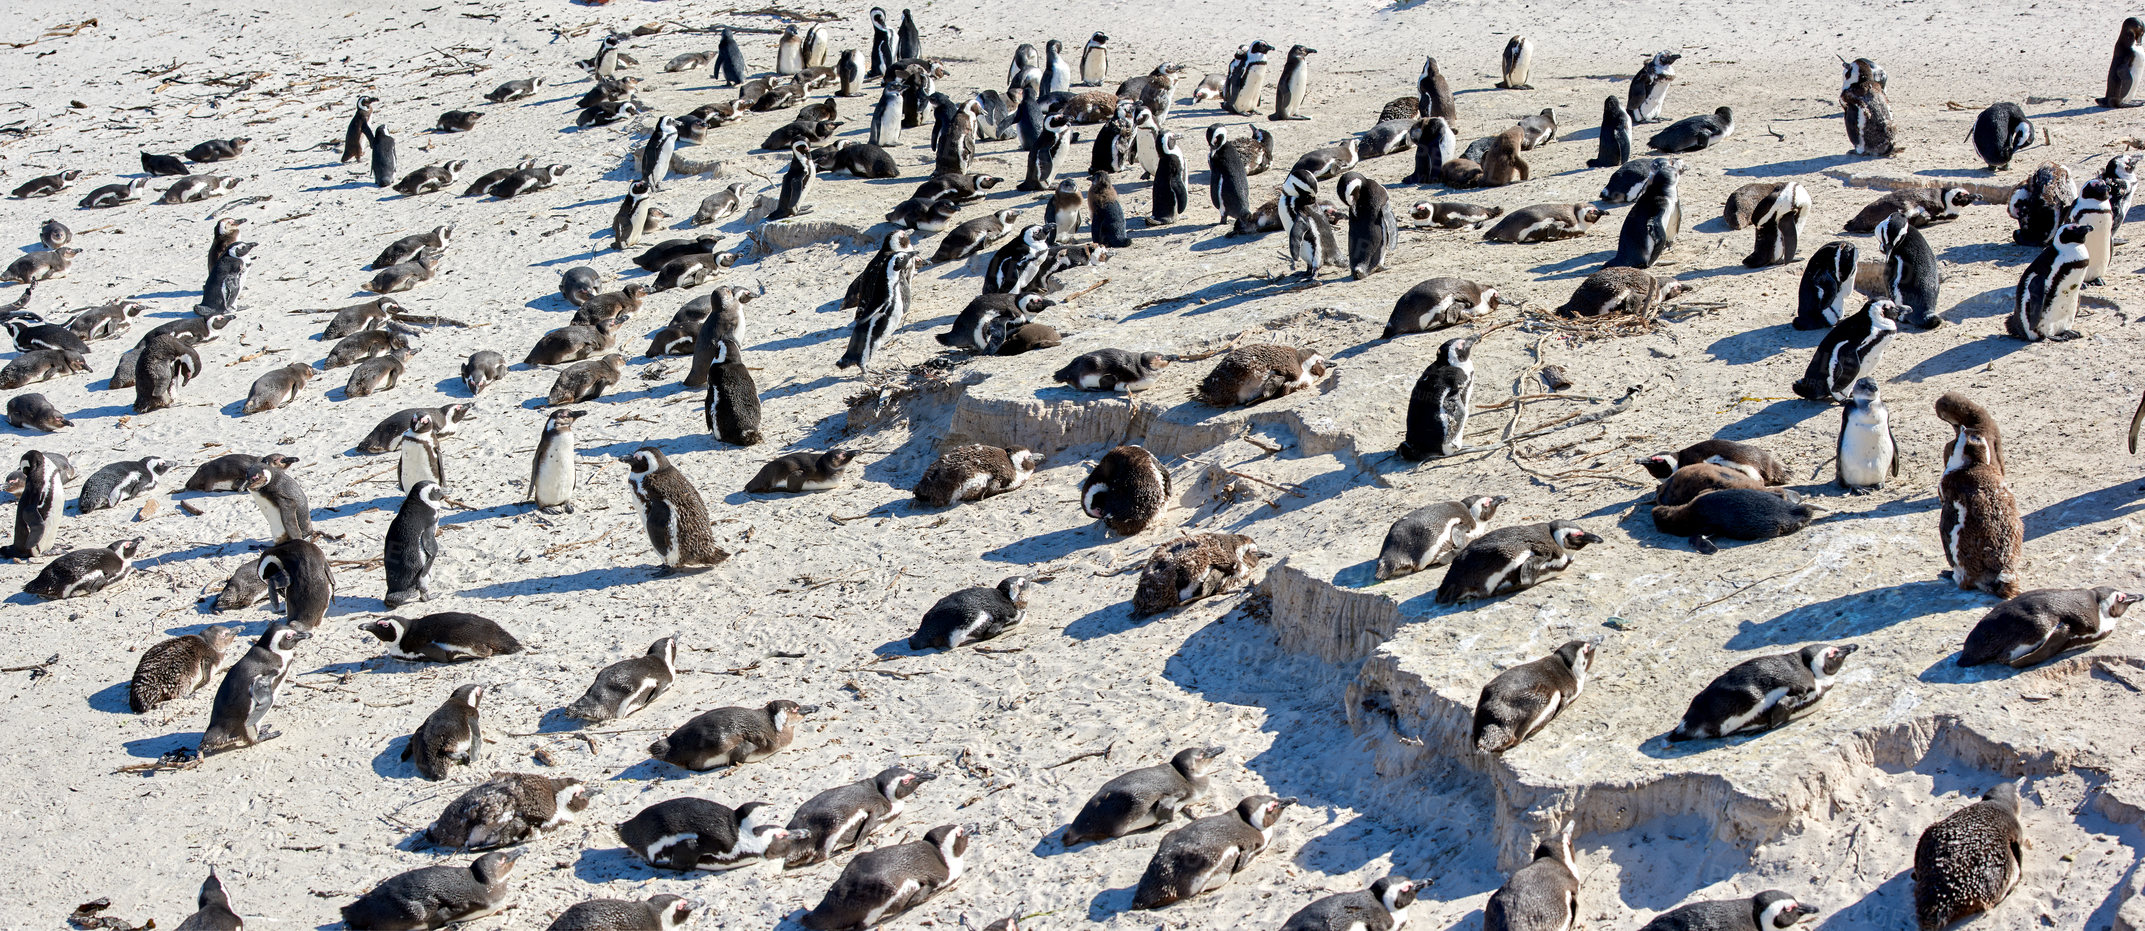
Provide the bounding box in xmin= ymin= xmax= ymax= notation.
xmin=1627 ymin=50 xmax=1680 ymax=122
xmin=1670 ymin=643 xmax=1857 ymax=741
xmin=911 ymin=576 xmax=1030 ymax=650
xmin=1339 ymin=170 xmax=1397 ymax=280
xmin=1131 ymin=796 xmax=1294 ymax=910
xmin=362 ymin=611 xmax=523 ymax=663
xmin=800 ymin=823 xmax=971 ymax=930
xmin=1913 ymin=784 xmax=2025 ymax=931
xmin=406 ymin=682 xmax=486 ymax=781
xmin=1795 ymin=242 xmax=1857 ymax=330
xmin=1500 ymin=35 xmax=1534 ymax=89
xmin=784 ymin=767 xmax=936 ymax=867
xmin=1936 ymin=391 xmax=2005 ymax=476
xmin=913 ymin=444 xmax=1043 ymax=507
xmin=703 ymin=337 xmax=763 ymax=446
xmin=649 ymin=698 xmax=814 ymax=770
xmin=200 ymin=623 xmax=309 ymax=755
xmin=1398 ymin=336 xmax=1476 ymax=460
xmin=23 ymin=537 xmax=143 ymax=600
xmin=1793 ymin=298 xmax=1900 ymax=402
xmin=1063 ymin=746 xmax=1226 ymax=846
xmin=425 ymin=772 xmax=589 ymax=851
xmin=1971 ymin=102 xmax=2036 ymax=170
xmin=258 ymin=538 xmax=334 ymax=630
xmin=1743 ymin=181 xmax=1810 ymax=268
xmin=1081 ymin=445 xmax=1171 ymax=536
xmin=1375 ymin=495 xmax=1505 ymax=580
xmin=129 ymin=625 xmax=234 ymax=713
xmin=1483 ymin=823 xmax=1580 ymax=931
xmin=1608 ymin=157 xmax=1683 ymax=269
xmin=1435 ymin=520 xmax=1603 ymax=605
xmin=1836 ymin=378 xmax=1899 ymax=493
xmin=1131 ymin=532 xmax=1262 ymax=615
xmin=621 ymin=797 xmax=793 ymax=872
xmin=1874 ymin=212 xmax=1944 ymax=329
xmin=1961 ymin=587 xmax=2141 ymax=668
xmin=1385 ymin=278 xmax=1498 ymax=337
xmin=1637 ymin=890 xmax=1818 ymax=931
xmin=565 ymin=636 xmax=678 ymax=722
xmin=340 ymin=850 xmax=517 ymax=930
xmin=1840 ymin=61 xmax=1896 ymax=157
xmin=624 ymin=447 xmax=729 ymax=572
xmin=1474 ymin=640 xmax=1595 ymax=754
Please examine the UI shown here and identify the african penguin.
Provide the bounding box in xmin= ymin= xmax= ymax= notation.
xmin=1375 ymin=495 xmax=1505 ymax=581
xmin=340 ymin=850 xmax=517 ymax=930
xmin=910 ymin=576 xmax=1030 ymax=650
xmin=800 ymin=824 xmax=971 ymax=930
xmin=1836 ymin=378 xmax=1899 ymax=494
xmin=1064 ymin=746 xmax=1226 ymax=846
xmin=199 ymin=623 xmax=309 ymax=755
xmin=23 ymin=537 xmax=143 ymax=600
xmin=529 ymin=409 xmax=585 ymax=514
xmin=620 ymin=797 xmax=793 ymax=871
xmin=363 ymin=611 xmax=522 ymax=664
xmin=405 ymin=682 xmax=485 ymax=780
xmin=784 ymin=766 xmax=937 ymax=866
xmin=1669 ymin=643 xmax=1858 ymax=741
xmin=1130 ymin=796 xmax=1294 ymax=909
xmin=1398 ymin=336 xmax=1476 ymax=460
xmin=649 ymin=699 xmax=814 ymax=770
xmin=1938 ymin=430 xmax=2022 ymax=599
xmin=1961 ymin=587 xmax=2142 ymax=668
xmin=624 ymin=448 xmax=728 ymax=572
xmin=1435 ymin=521 xmax=1602 ymax=605
xmin=1912 ymin=784 xmax=2025 ymax=930
xmin=1483 ymin=823 xmax=1580 ymax=931
xmin=1795 ymin=242 xmax=1858 ymax=330
xmin=130 ymin=625 xmax=235 ymax=713
xmin=1793 ymin=298 xmax=1900 ymax=402
xmin=1638 ymin=890 xmax=1818 ymax=930
xmin=913 ymin=444 xmax=1042 ymax=507
xmin=1132 ymin=532 xmax=1262 ymax=615
xmin=565 ymin=637 xmax=678 ymax=722
xmin=425 ymin=772 xmax=589 ymax=851
xmin=258 ymin=538 xmax=334 ymax=630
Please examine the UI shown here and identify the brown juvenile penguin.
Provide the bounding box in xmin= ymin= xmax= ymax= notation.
xmin=1481 ymin=127 xmax=1530 ymax=186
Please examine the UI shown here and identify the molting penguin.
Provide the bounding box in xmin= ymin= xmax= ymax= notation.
xmin=1376 ymin=495 xmax=1505 ymax=580
xmin=1961 ymin=587 xmax=2142 ymax=668
xmin=406 ymin=682 xmax=485 ymax=780
xmin=1638 ymin=891 xmax=1818 ymax=931
xmin=24 ymin=538 xmax=144 ymax=600
xmin=1840 ymin=59 xmax=1896 ymax=156
xmin=1938 ymin=430 xmax=2022 ymax=599
xmin=1938 ymin=392 xmax=2005 ymax=475
xmin=200 ymin=624 xmax=309 ymax=755
xmin=130 ymin=625 xmax=234 ymax=713
xmin=361 ymin=609 xmax=525 ymax=664
xmin=650 ymin=699 xmax=813 ymax=770
xmin=425 ymin=772 xmax=589 ymax=851
xmin=1398 ymin=336 xmax=1476 ymax=460
xmin=800 ymin=824 xmax=971 ymax=930
xmin=620 ymin=797 xmax=793 ymax=871
xmin=1132 ymin=532 xmax=1261 ymax=615
xmin=340 ymin=850 xmax=517 ymax=930
xmin=1405 ymin=116 xmax=1458 ymax=183
xmin=1483 ymin=823 xmax=1580 ymax=931
xmin=1063 ymin=746 xmax=1226 ymax=846
xmin=1194 ymin=343 xmax=1325 ymax=407
xmin=565 ymin=637 xmax=678 ymax=722
xmin=1913 ymin=784 xmax=2025 ymax=931
xmin=913 ymin=444 xmax=1042 ymax=507
xmin=1555 ymin=267 xmax=1688 ymax=318
xmin=624 ymin=448 xmax=729 ymax=572
xmin=785 ymin=767 xmax=936 ymax=867
xmin=243 ymin=363 xmax=316 ymax=415
xmin=1670 ymin=643 xmax=1857 ymax=741
xmin=1836 ymin=378 xmax=1899 ymax=493
xmin=1435 ymin=521 xmax=1602 ymax=605
xmin=1793 ymin=298 xmax=1899 ymax=402
xmin=1081 ymin=446 xmax=1170 ymax=536
xmin=1474 ymin=640 xmax=1595 ymax=753
xmin=1131 ymin=797 xmax=1294 ymax=910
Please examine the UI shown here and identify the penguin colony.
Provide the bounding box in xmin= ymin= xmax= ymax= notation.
xmin=0 ymin=4 xmax=2140 ymax=930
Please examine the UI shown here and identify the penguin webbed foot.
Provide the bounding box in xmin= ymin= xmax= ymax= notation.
xmin=1690 ymin=535 xmax=1719 ymax=555
xmin=2051 ymin=330 xmax=2083 ymax=341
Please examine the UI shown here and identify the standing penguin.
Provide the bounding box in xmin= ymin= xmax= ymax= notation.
xmin=1914 ymin=785 xmax=2026 ymax=930
xmin=867 ymin=8 xmax=894 ymax=78
xmin=1836 ymin=378 xmax=1899 ymax=494
xmin=2069 ymin=179 xmax=2116 ymax=285
xmin=1473 ymin=640 xmax=1595 ymax=754
xmin=1744 ymin=182 xmax=1810 ymax=268
xmin=1436 ymin=521 xmax=1603 ymax=604
xmin=405 ymin=683 xmax=484 ymax=780
xmin=800 ymin=824 xmax=970 ymax=930
xmin=1588 ymin=96 xmax=1633 ymax=168
xmin=1962 ymin=587 xmax=2142 ymax=668
xmin=1087 ymin=171 xmax=1132 ymax=247
xmin=896 ymin=8 xmax=921 ymax=59
xmin=1226 ymin=41 xmax=1274 ymax=115
xmin=776 ymin=26 xmax=804 ymax=75
xmin=1971 ymin=103 xmax=2036 ymax=171
xmin=1131 ymin=797 xmax=1295 ymax=909
xmin=1063 ymin=746 xmax=1227 ymax=846
xmin=1840 ymin=60 xmax=1897 ymax=157
xmin=613 ymin=181 xmax=654 ymax=251
xmin=368 ymin=124 xmax=397 ymax=189
xmin=565 ymin=637 xmax=678 ymax=722
xmin=1042 ymin=39 xmax=1072 ymax=95
xmin=395 ymin=412 xmax=446 ymax=492
xmin=529 ymin=409 xmax=584 ymax=515
xmin=1500 ymin=36 xmax=1535 ymax=89
xmin=1670 ymin=643 xmax=1859 ymax=741
xmin=342 ymin=96 xmax=377 ymax=163
xmin=1398 ymin=336 xmax=1476 ymax=461
xmin=1483 ymin=823 xmax=1580 ymax=931
xmin=1876 ymin=212 xmax=1944 ymax=329
xmin=624 ymin=448 xmax=729 ymax=572
xmin=2103 ymin=17 xmax=2145 ymax=108
xmin=1270 ymin=45 xmax=1316 ymax=121
xmin=703 ymin=337 xmax=763 ymax=446
xmin=836 ymin=236 xmax=916 ymax=371
xmin=258 ymin=538 xmax=335 ymax=630
xmin=383 ymin=481 xmax=446 ymax=608
xmin=714 ymin=28 xmax=746 ymax=85
xmin=1627 ymin=50 xmax=1680 ymax=123
xmin=1796 ymin=241 xmax=1858 ymax=330
xmin=243 ymin=462 xmax=312 ymax=544
xmin=1080 ymin=32 xmax=1109 ymax=86
xmin=1281 ymin=170 xmax=1332 ymax=282
xmin=4 ymin=449 xmax=62 ymax=559
xmin=769 ymin=142 xmax=817 ymax=219
xmin=1609 ymin=159 xmax=1682 ymax=268
xmin=1794 ymin=299 xmax=1900 ymax=402
xmin=2008 ymin=223 xmax=2091 ymax=341
xmin=640 ymin=116 xmax=678 ymax=190
xmin=1081 ymin=446 xmax=1170 ymax=536
xmin=1151 ymin=130 xmax=1190 ymax=224
xmin=1340 ymin=170 xmax=1397 ymax=280
xmin=174 ymin=869 xmax=245 ymax=931
xmin=1938 ymin=430 xmax=2022 ymax=599
xmin=1418 ymin=56 xmax=1457 ymax=123
xmin=836 ymin=49 xmax=863 ymax=97
xmin=199 ymin=624 xmax=309 ymax=755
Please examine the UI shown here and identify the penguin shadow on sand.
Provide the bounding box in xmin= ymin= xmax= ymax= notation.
xmin=1892 ymin=340 xmax=2023 ymax=387
xmin=1723 ymin=580 xmax=1965 ymax=652
xmin=2025 ymin=477 xmax=2145 ymax=541
xmin=750 ymin=321 xmax=854 ymax=353
xmin=571 ymin=844 xmax=667 ymax=885
xmin=301 ymin=178 xmax=380 ymax=194
xmin=1724 ymin=152 xmax=1860 ymax=179
xmin=981 ymin=516 xmax=1112 ymax=567
xmin=1814 ymin=869 xmax=1914 ymax=929
xmin=68 ymin=402 xmax=140 ymax=421
xmin=1937 ymin=241 xmax=2035 ymax=269
xmin=1085 ymin=881 xmax=1143 ymax=922
xmin=1527 ymin=248 xmax=1618 ymax=281
xmin=370 ymin=733 xmax=424 ymax=779
xmin=430 ymin=375 xmax=479 ymax=399
xmin=1704 ymin=318 xmax=1815 ymax=366
xmin=1714 ymin=397 xmax=1831 ymax=443
xmin=85 ymin=681 xmax=138 ymax=715
xmin=123 ymin=729 xmax=202 ymax=760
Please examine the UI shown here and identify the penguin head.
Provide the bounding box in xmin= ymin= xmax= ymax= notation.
xmin=548 ymin=408 xmax=586 ymax=430
xmin=1556 ymin=639 xmax=1597 ymax=676
xmin=1535 ymin=819 xmax=1576 ymax=865
xmin=453 ymin=683 xmax=486 ymax=710
xmin=1802 ymin=642 xmax=1857 ymax=677
xmin=1437 ymin=336 xmax=1476 ymax=368
xmin=361 ymin=618 xmax=406 ymax=644
xmin=924 ymin=823 xmax=971 ymax=862
xmin=765 ymin=699 xmax=814 ymax=732
xmin=1866 ymin=299 xmax=1902 ymax=330
xmin=2055 ymin=222 xmax=2092 ymax=246
xmin=876 ymin=766 xmax=937 ymax=800
xmin=1370 ymin=876 xmax=1422 ymax=913
xmin=1751 ymin=890 xmax=1818 ymax=929
xmin=819 ymin=449 xmax=858 ymax=472
xmin=265 ymin=453 xmax=301 ymax=470
xmin=1090 ymin=32 xmax=1108 ymax=44
xmin=1007 ymin=446 xmax=1045 ymax=474
xmin=1849 ymin=377 xmax=1881 ymax=403
xmin=470 ymin=848 xmax=518 ymax=886
xmin=263 ymin=623 xmax=311 ymax=654
xmin=623 ymin=447 xmax=666 ymax=476
xmin=996 ymin=575 xmax=1031 ymax=607
xmin=1464 ymin=495 xmax=1507 ymax=522
xmin=554 ymin=776 xmax=592 ymax=814
xmin=199 ymin=625 xmax=237 ymax=653
xmin=109 ymin=537 xmax=145 ymax=560
xmin=1548 ymin=521 xmax=1603 ymax=551
xmin=240 ymin=465 xmax=274 ymax=493
xmin=648 ymin=895 xmax=693 ymax=928
xmin=1238 ymin=795 xmax=1295 ymax=828
xmin=2093 ymin=587 xmax=2143 ymax=621
xmin=1172 ymin=745 xmax=1227 ymax=776
xmin=1982 ymin=780 xmax=2023 ymax=811
xmin=415 ymin=482 xmax=450 ymax=511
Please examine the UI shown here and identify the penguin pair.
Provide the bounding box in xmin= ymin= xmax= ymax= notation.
xmin=621 ymin=796 xmax=793 ymax=871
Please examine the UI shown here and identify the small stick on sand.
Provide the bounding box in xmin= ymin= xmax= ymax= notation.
xmin=1046 ymin=742 xmax=1114 ymax=769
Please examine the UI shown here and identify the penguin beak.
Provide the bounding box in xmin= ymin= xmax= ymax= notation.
xmin=292 ymin=630 xmax=313 ymax=641
xmin=796 ymin=704 xmax=821 ymax=714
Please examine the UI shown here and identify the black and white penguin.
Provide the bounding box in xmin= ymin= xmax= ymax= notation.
xmin=1041 ymin=38 xmax=1073 ymax=95
xmin=1498 ymin=34 xmax=1535 ymax=89
xmin=930 ymin=207 xmax=1021 ymax=263
xmin=1639 ymin=890 xmax=1818 ymax=930
xmin=785 ymin=767 xmax=937 ymax=866
xmin=1131 ymin=796 xmax=1294 ymax=909
xmin=801 ymin=824 xmax=970 ymax=930
xmin=650 ymin=699 xmax=814 ymax=770
xmin=703 ymin=337 xmax=763 ymax=447
xmin=1270 ymin=45 xmax=1316 ymax=121
xmin=4 ymin=450 xmax=61 ymax=559
xmin=78 ymin=457 xmax=173 ymax=514
xmin=1132 ymin=532 xmax=1262 ymax=615
xmin=1627 ymin=50 xmax=1680 ymax=122
xmin=133 ymin=333 xmax=203 ymax=414
xmin=836 ymin=49 xmax=863 ymax=96
xmin=340 ymin=851 xmax=517 ymax=930
xmin=1064 ymin=746 xmax=1226 ymax=846
xmin=1652 ymin=487 xmax=1814 ymax=553
xmin=1961 ymin=587 xmax=2140 ymax=668
xmin=2008 ymin=222 xmax=2091 ymax=341
xmin=1669 ymin=643 xmax=1857 ymax=741
xmin=2071 ymin=179 xmax=2117 ymax=284
xmin=7 ymin=168 xmax=84 ymax=198
xmin=2009 ymin=162 xmax=2077 ymax=245
xmin=1648 ymin=106 xmax=1732 ymax=152
xmin=199 ymin=623 xmax=309 ymax=755
xmin=1398 ymin=336 xmax=1476 ymax=461
xmin=1403 ymin=116 xmax=1458 ymax=183
xmin=2104 ymin=17 xmax=2145 ymax=108
xmin=1971 ymin=103 xmax=2036 ymax=171
xmin=1385 ymin=278 xmax=1497 ymax=338
xmin=1836 ymin=378 xmax=1899 ymax=494
xmin=1874 ymin=212 xmax=1944 ymax=329
xmin=746 ymin=450 xmax=857 ymax=494
xmin=2103 ymin=154 xmax=2139 ymax=235
xmin=914 ymin=444 xmax=1042 ymax=507
xmin=395 ymin=412 xmax=446 ymax=492
xmin=1054 ymin=348 xmax=1171 ymax=392
xmin=406 ymin=682 xmax=485 ymax=781
xmin=527 ymin=408 xmax=584 ymax=515
xmin=1914 ymin=783 xmax=2026 ymax=930
xmin=258 ymin=538 xmax=335 ymax=630
xmin=4 ymin=393 xmax=68 ymax=432
xmin=1795 ymin=242 xmax=1858 ymax=330
xmin=1793 ymin=298 xmax=1900 ymax=402
xmin=1340 ymin=171 xmax=1397 ymax=280
xmin=130 ymin=626 xmax=234 ymax=713
xmin=1080 ymin=32 xmax=1109 ymax=86
xmin=837 ymin=237 xmax=916 ymax=372
xmin=712 ymin=28 xmax=746 ymax=85
xmin=896 ymin=8 xmax=921 ymax=59
xmin=1474 ymin=640 xmax=1595 ymax=754
xmin=23 ymin=537 xmax=143 ymax=600
xmin=1282 ymin=876 xmax=1423 ymax=931
xmin=938 ymin=292 xmax=1051 ymax=353
xmin=174 ymin=868 xmax=244 ymax=931
xmin=1375 ymin=495 xmax=1505 ymax=580
xmin=1484 ymin=823 xmax=1580 ymax=931
xmin=867 ymin=7 xmax=894 ymax=77
xmin=1840 ymin=60 xmax=1896 ymax=157
xmin=565 ymin=637 xmax=678 ymax=722
xmin=1584 ymin=96 xmax=1634 ymax=170
xmin=1416 ymin=55 xmax=1456 ymax=122
xmin=363 ymin=610 xmax=524 ymax=665
xmin=240 ymin=461 xmax=311 ymax=544
xmin=1744 ymin=182 xmax=1810 ymax=268
xmin=612 ymin=181 xmax=655 ymax=251
xmin=1410 ymin=200 xmax=1501 ymax=228
xmin=1435 ymin=521 xmax=1603 ymax=605
xmin=1608 ymin=160 xmax=1682 ymax=269
xmin=622 ymin=797 xmax=792 ymax=871
xmin=366 ymin=123 xmax=398 ymax=188
xmin=76 ymin=178 xmax=148 ymax=208
xmin=1081 ymin=446 xmax=1170 ymax=536
xmin=769 ymin=142 xmax=817 ymax=220
xmin=548 ymin=894 xmax=693 ymax=931
xmin=1280 ymin=170 xmax=1334 ymax=282
xmin=623 ymin=448 xmax=728 ymax=572
xmin=1483 ymin=203 xmax=1604 ymax=243
xmin=426 ymin=772 xmax=589 ymax=851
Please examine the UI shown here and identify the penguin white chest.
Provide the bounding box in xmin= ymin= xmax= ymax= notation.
xmin=534 ymin=441 xmax=574 ymax=503
xmin=1838 ymin=410 xmax=1894 ymax=485
xmin=252 ymin=490 xmax=286 ymax=541
xmin=400 ymin=443 xmax=439 ymax=489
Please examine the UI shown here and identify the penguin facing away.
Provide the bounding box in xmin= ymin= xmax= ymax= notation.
xmin=406 ymin=682 xmax=485 ymax=781
xmin=1130 ymin=796 xmax=1295 ymax=910
xmin=1912 ymin=784 xmax=2025 ymax=931
xmin=1483 ymin=822 xmax=1580 ymax=931
xmin=800 ymin=823 xmax=971 ymax=930
xmin=1473 ymin=639 xmax=1596 ymax=754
